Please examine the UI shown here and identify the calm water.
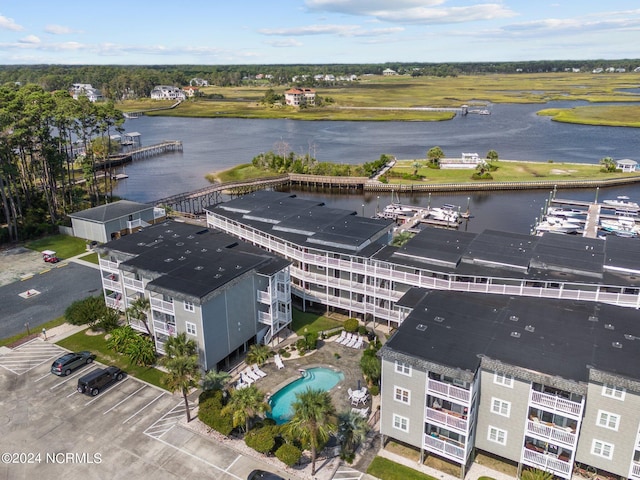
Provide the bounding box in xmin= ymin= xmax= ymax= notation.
xmin=113 ymin=102 xmax=640 ymax=234
xmin=267 ymin=367 xmax=344 ymax=424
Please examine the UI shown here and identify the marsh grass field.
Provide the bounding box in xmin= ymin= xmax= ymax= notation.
xmin=119 ymin=72 xmax=640 ymax=125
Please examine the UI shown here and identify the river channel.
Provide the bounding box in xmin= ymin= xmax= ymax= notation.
xmin=113 ymin=101 xmax=640 ymax=235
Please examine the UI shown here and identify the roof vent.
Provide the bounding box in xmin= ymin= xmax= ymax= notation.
xmin=525 ymin=325 xmax=535 ymax=333
xmin=216 ymin=248 xmax=222 ymax=252
xmin=612 ymin=342 xmax=622 ymax=349
xmin=187 ymin=235 xmax=195 ymax=239
xmin=172 ymin=233 xmax=179 ymax=238
xmin=624 ymin=334 xmax=637 ymax=340
xmin=194 ymin=266 xmax=204 ymax=270
xmin=165 ymin=229 xmax=173 ymax=233
xmin=511 ymin=331 xmax=521 ymax=338
xmin=434 ymin=316 xmax=444 ymax=323
xmin=185 ymin=249 xmax=191 ymax=254
xmin=510 ymin=315 xmax=519 ymax=322
xmin=178 ymin=256 xmax=186 ymax=261
xmin=164 ymin=258 xmax=174 ymax=262
xmin=416 ymin=324 xmax=427 ymax=331
xmin=176 ymin=242 xmax=184 ymax=246
xmin=201 ymin=248 xmax=207 ymax=252
xmin=236 ymin=265 xmax=242 ymax=270
xmin=214 ymin=273 xmax=222 ymax=279
xmin=137 ymin=242 xmax=146 ymax=246
xmin=588 ymin=315 xmax=598 ymax=322
xmin=604 ymin=323 xmax=614 ymax=330
xmin=218 ymin=266 xmax=225 ymax=272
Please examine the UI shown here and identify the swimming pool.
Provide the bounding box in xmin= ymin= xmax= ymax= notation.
xmin=267 ymin=367 xmax=344 ymax=424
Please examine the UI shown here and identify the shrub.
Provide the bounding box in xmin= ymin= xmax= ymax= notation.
xmin=369 ymin=385 xmax=380 ymax=396
xmin=275 ymin=443 xmax=302 ymax=467
xmin=343 ymin=318 xmax=359 ymax=333
xmin=107 ymin=325 xmax=137 ymax=353
xmin=245 ymin=426 xmax=276 ymax=454
xmin=357 ymin=326 xmax=367 ymax=335
xmin=281 ymin=351 xmax=291 ymax=358
xmin=198 ymin=389 xmax=233 ymax=436
xmin=295 ymin=338 xmax=307 ymax=355
xmin=304 ymin=331 xmax=319 ymax=350
xmin=65 ymin=296 xmax=107 ymax=326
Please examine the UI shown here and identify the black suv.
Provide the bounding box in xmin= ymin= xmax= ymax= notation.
xmin=77 ymin=366 xmax=124 ymax=396
xmin=51 ymin=351 xmax=96 ymax=376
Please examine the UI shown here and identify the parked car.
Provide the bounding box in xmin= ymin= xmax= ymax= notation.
xmin=77 ymin=366 xmax=124 ymax=396
xmin=50 ymin=351 xmax=96 ymax=376
xmin=247 ymin=470 xmax=286 ymax=480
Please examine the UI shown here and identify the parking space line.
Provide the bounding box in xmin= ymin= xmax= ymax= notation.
xmin=103 ymin=385 xmax=146 ymax=415
xmin=150 ymin=435 xmax=243 ymax=480
xmin=0 ymin=364 xmax=20 ymax=374
xmin=84 ymin=377 xmax=129 ymax=405
xmin=123 ymin=392 xmax=165 ymax=424
xmin=34 ymin=372 xmax=51 ymax=383
xmin=225 ymin=455 xmax=242 ymax=472
xmin=50 ymin=366 xmax=97 ymax=390
xmin=66 ymin=389 xmax=79 ymax=398
xmin=143 ymin=400 xmax=188 ymax=439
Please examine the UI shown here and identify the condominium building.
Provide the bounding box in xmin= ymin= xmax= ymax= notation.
xmin=206 ymin=191 xmax=640 ymax=330
xmin=97 ymin=220 xmax=292 ymax=371
xmin=379 ymin=289 xmax=640 ymax=480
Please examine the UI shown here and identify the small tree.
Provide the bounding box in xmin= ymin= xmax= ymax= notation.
xmin=275 ymin=443 xmax=302 ymax=467
xmin=486 ymin=149 xmax=499 ymax=162
xmin=202 ymin=370 xmax=232 ymax=392
xmin=245 ymin=343 xmax=271 ymax=367
xmin=338 ymin=410 xmax=370 ymax=462
xmin=600 ymin=156 xmax=616 ymax=172
xmin=126 ymin=296 xmax=153 ymax=340
xmin=412 ymin=161 xmax=422 ymax=176
xmin=126 ymin=335 xmax=156 ymax=366
xmin=65 ymin=296 xmax=107 ymax=326
xmin=427 ymin=146 xmax=444 ymax=166
xmin=221 ymin=385 xmax=270 ymax=433
xmin=107 ymin=325 xmax=138 ymax=353
xmin=161 ymin=333 xmax=200 ymax=422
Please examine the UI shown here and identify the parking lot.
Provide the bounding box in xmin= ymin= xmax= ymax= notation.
xmin=0 ymin=339 xmax=296 ymax=480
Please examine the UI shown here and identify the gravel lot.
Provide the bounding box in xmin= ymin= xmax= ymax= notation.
xmin=0 ymin=246 xmax=47 ymax=287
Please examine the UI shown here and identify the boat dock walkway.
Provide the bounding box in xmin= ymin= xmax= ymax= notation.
xmin=381 ymin=204 xmax=466 ymax=234
xmin=547 ymin=198 xmax=639 ymax=239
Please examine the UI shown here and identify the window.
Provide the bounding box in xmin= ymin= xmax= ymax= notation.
xmin=491 ymin=398 xmax=511 ymax=417
xmin=487 ymin=426 xmax=507 ymax=445
xmin=602 ymin=384 xmax=625 ymax=400
xmin=392 ymin=414 xmax=409 ymax=432
xmin=394 ymin=386 xmax=410 ymax=405
xmin=395 ymin=361 xmax=411 ymax=376
xmin=184 ymin=301 xmax=195 ymax=312
xmin=591 ymin=440 xmax=614 ymax=459
xmin=186 ymin=322 xmax=196 ymax=336
xmin=597 ymin=411 xmax=620 ymax=430
xmin=494 ymin=372 xmax=513 ymax=387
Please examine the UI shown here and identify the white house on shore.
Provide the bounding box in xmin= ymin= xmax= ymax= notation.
xmin=439 ymin=152 xmax=485 ymax=169
xmin=615 ymin=158 xmax=638 ymax=172
xmin=150 ymin=85 xmax=186 ymax=101
xmin=284 ymin=87 xmax=316 ymax=107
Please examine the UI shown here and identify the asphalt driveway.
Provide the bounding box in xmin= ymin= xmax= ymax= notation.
xmin=0 ymin=262 xmax=102 ymax=339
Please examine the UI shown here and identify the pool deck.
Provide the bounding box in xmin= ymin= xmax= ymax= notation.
xmin=236 ymin=334 xmax=374 ymax=416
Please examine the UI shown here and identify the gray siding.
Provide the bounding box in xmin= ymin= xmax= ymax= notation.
xmin=380 ymin=357 xmax=427 ymax=449
xmin=475 ymin=369 xmax=529 ymax=462
xmin=575 ymin=382 xmax=640 ymax=477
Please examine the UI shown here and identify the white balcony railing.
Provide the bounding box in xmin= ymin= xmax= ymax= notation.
xmin=530 ymin=390 xmax=582 ymax=417
xmin=105 ymin=296 xmax=124 ymax=311
xmin=150 ymin=297 xmax=174 ymax=315
xmin=427 ymin=379 xmax=471 ymax=404
xmin=99 ymin=258 xmax=119 ymax=272
xmin=522 ymin=449 xmax=571 ymax=477
xmin=630 ymin=461 xmax=640 ymax=480
xmin=425 ymin=407 xmax=468 ymax=433
xmin=257 ymin=290 xmax=270 ymax=304
xmin=102 ymin=277 xmax=121 ymax=292
xmin=123 ymin=276 xmax=144 ymax=291
xmin=258 ymin=311 xmax=272 ymax=325
xmin=423 ymin=434 xmax=465 ymax=462
xmin=526 ymin=420 xmax=577 ymax=446
xmin=128 ymin=318 xmax=148 ymax=333
xmin=152 ymin=320 xmax=176 ymax=336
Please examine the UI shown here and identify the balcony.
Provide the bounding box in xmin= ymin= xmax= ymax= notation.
xmin=102 ymin=275 xmax=121 ymax=292
xmin=423 ymin=433 xmax=465 ymax=463
xmin=257 ymin=290 xmax=270 ymax=304
xmin=150 ymin=297 xmax=174 ymax=315
xmin=153 ymin=320 xmax=176 ymax=336
xmin=128 ymin=318 xmax=148 ymax=333
xmin=105 ymin=293 xmax=124 ymax=311
xmin=425 ymin=407 xmax=468 ymax=433
xmin=526 ymin=420 xmax=576 ymax=447
xmin=258 ymin=311 xmax=272 ymax=325
xmin=99 ymin=258 xmax=119 ymax=272
xmin=123 ymin=276 xmax=144 ymax=291
xmin=529 ymin=390 xmax=582 ymax=417
xmin=427 ymin=378 xmax=471 ymax=404
xmin=630 ymin=461 xmax=640 ymax=480
xmin=522 ymin=448 xmax=571 ymax=477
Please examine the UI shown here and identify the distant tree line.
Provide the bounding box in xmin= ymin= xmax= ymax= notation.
xmin=2 ymin=59 xmax=638 ymax=101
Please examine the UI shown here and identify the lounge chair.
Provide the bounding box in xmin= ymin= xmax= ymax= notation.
xmin=346 ymin=334 xmax=359 ymax=348
xmin=340 ymin=332 xmax=353 ymax=345
xmin=252 ymin=364 xmax=267 ymax=378
xmin=245 ymin=367 xmax=260 ymax=381
xmin=274 ymin=354 xmax=285 ymax=370
xmin=241 ymin=373 xmax=254 ymax=385
xmin=335 ymin=330 xmax=347 ymax=343
xmin=353 ymin=336 xmax=363 ymax=349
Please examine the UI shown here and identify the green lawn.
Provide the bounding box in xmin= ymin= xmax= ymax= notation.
xmin=56 ymin=329 xmax=167 ymax=389
xmin=78 ymin=252 xmax=99 ymax=264
xmin=367 ymin=457 xmax=438 ymax=480
xmin=0 ymin=315 xmax=68 ymax=346
xmin=26 ymin=234 xmax=88 ymax=260
xmin=291 ymin=308 xmax=342 ymax=336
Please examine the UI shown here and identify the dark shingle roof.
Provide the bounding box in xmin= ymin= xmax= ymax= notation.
xmin=69 ymin=200 xmax=152 ymax=223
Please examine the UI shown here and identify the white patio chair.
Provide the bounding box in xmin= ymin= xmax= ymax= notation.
xmin=353 ymin=336 xmax=363 ymax=349
xmin=335 ymin=330 xmax=347 ymax=343
xmin=347 ymin=387 xmax=355 ymax=400
xmin=241 ymin=373 xmax=254 ymax=385
xmin=346 ymin=334 xmax=359 ymax=348
xmin=252 ymin=364 xmax=267 ymax=378
xmin=274 ymin=354 xmax=285 ymax=370
xmin=340 ymin=332 xmax=353 ymax=345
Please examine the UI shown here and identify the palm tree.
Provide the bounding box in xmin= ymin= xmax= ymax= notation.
xmin=521 ymin=468 xmax=554 ymax=480
xmin=245 ymin=343 xmax=271 ymax=367
xmin=164 ymin=332 xmax=198 ymax=359
xmin=126 ymin=296 xmax=152 ymax=340
xmin=221 ymin=385 xmax=270 ymax=432
xmin=126 ymin=335 xmax=156 ymax=366
xmin=287 ymin=388 xmax=337 ymax=475
xmin=202 ymin=370 xmax=232 ymax=392
xmin=161 ymin=355 xmax=201 ymax=422
xmin=161 ymin=332 xmax=200 ymax=422
xmin=337 ymin=410 xmax=370 ymax=462
xmin=412 ymin=161 xmax=422 ymax=176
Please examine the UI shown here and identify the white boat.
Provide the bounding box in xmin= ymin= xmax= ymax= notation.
xmin=428 ymin=204 xmax=460 ymax=223
xmin=535 ymin=216 xmax=581 ymax=235
xmin=600 ymin=217 xmax=639 ymax=237
xmin=603 ymin=198 xmax=640 ymax=210
xmin=381 ymin=204 xmax=414 ymax=218
xmin=547 ymin=207 xmax=585 ymax=217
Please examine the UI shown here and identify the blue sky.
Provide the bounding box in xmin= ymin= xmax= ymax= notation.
xmin=1 ymin=1 xmax=639 ymax=65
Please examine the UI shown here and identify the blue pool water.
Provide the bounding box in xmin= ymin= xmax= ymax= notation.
xmin=267 ymin=367 xmax=344 ymax=424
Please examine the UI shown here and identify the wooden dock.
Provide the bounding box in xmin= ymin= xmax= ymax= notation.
xmin=547 ymin=198 xmax=639 ymax=239
xmin=98 ymin=141 xmax=183 ymax=170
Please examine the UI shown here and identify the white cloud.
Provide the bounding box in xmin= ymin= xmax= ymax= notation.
xmin=18 ymin=35 xmax=40 ymax=44
xmin=45 ymin=24 xmax=80 ymax=35
xmin=265 ymin=39 xmax=304 ymax=47
xmin=0 ymin=14 xmax=23 ymax=31
xmin=305 ymin=0 xmax=515 ymax=24
xmin=259 ymin=23 xmax=402 ymax=37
